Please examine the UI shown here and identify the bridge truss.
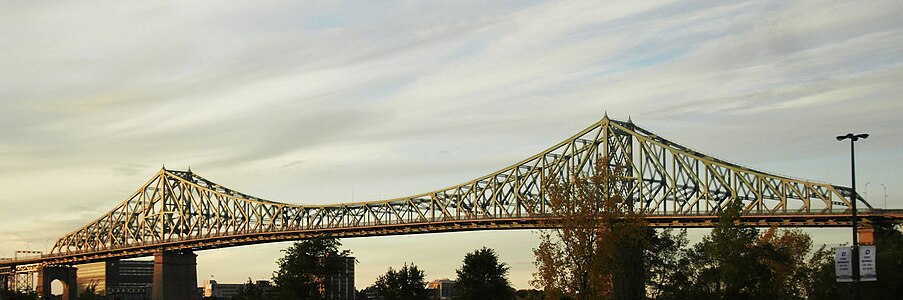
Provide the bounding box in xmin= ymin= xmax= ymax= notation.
xmin=1 ymin=116 xmax=889 ymax=268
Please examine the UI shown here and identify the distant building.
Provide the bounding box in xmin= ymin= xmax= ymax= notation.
xmin=325 ymin=256 xmax=356 ymax=300
xmin=203 ymin=279 xmax=242 ymax=299
xmin=77 ymin=259 xmax=154 ymax=300
xmin=202 ymin=278 xmax=276 ymax=299
xmin=201 ymin=257 xmax=354 ymax=300
xmin=427 ymin=279 xmax=456 ymax=300
xmin=356 ymin=288 xmax=380 ymax=300
xmin=253 ymin=280 xmax=278 ymax=298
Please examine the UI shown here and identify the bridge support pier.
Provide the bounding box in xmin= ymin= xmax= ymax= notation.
xmin=152 ymin=250 xmax=199 ymax=300
xmin=36 ymin=265 xmax=77 ymax=300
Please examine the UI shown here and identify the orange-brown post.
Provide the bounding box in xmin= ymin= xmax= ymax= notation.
xmin=858 ymin=228 xmax=875 ymax=246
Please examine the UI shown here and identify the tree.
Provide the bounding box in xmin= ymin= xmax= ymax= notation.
xmin=368 ymin=263 xmax=428 ymax=300
xmin=757 ymin=227 xmax=812 ymax=299
xmin=0 ymin=288 xmax=38 ymax=300
xmin=78 ymin=280 xmax=99 ymax=300
xmin=654 ymin=201 xmax=821 ymax=300
xmin=657 ymin=200 xmax=770 ymax=299
xmin=645 ymin=229 xmax=689 ymax=299
xmin=802 ymin=223 xmax=903 ymax=299
xmin=862 ymin=223 xmax=903 ymax=298
xmin=802 ymin=245 xmax=849 ymax=300
xmin=531 ymin=157 xmax=654 ymax=300
xmin=858 ymin=223 xmax=903 ymax=298
xmin=455 ymin=247 xmax=515 ymax=300
xmin=514 ymin=289 xmax=544 ymax=300
xmin=705 ymin=200 xmax=769 ymax=298
xmin=234 ymin=278 xmax=268 ymax=300
xmin=272 ymin=236 xmax=351 ymax=300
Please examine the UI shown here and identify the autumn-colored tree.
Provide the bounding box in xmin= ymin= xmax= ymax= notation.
xmin=757 ymin=227 xmax=812 ymax=299
xmin=531 ymin=157 xmax=653 ymax=300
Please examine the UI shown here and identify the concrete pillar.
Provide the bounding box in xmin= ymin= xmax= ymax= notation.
xmin=152 ymin=250 xmax=198 ymax=300
xmin=37 ymin=265 xmax=78 ymax=300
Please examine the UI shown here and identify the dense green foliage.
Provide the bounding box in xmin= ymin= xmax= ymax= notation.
xmin=368 ymin=263 xmax=428 ymax=300
xmin=455 ymin=247 xmax=515 ymax=300
xmin=801 ymin=223 xmax=903 ymax=299
xmin=802 ymin=245 xmax=850 ymax=300
xmin=233 ymin=278 xmax=269 ymax=300
xmin=271 ymin=236 xmax=351 ymax=300
xmin=645 ymin=229 xmax=689 ymax=299
xmin=514 ymin=289 xmax=545 ymax=300
xmin=862 ymin=223 xmax=903 ymax=298
xmin=651 ymin=203 xmax=903 ymax=300
xmin=655 ymin=201 xmax=814 ymax=299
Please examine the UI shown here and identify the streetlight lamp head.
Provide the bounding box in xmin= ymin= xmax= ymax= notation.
xmin=836 ymin=133 xmax=869 ymax=142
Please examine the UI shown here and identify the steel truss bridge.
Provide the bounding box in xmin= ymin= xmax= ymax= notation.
xmin=2 ymin=116 xmax=901 ymax=293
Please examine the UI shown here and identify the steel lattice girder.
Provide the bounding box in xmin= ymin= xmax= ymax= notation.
xmin=45 ymin=116 xmax=871 ymax=258
xmin=0 ymin=264 xmax=39 ymax=292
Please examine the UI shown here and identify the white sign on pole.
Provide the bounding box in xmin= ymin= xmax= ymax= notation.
xmin=860 ymin=246 xmax=877 ymax=282
xmin=835 ymin=247 xmax=852 ymax=282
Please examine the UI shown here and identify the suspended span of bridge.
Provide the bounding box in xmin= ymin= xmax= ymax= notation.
xmin=3 ymin=116 xmax=899 ymax=268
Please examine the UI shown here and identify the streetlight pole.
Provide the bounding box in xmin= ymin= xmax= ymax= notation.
xmin=865 ymin=182 xmax=871 ymax=199
xmin=837 ymin=132 xmax=868 ymax=300
xmin=881 ymin=184 xmax=887 ymax=209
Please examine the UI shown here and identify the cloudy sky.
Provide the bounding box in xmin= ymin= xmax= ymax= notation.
xmin=2 ymin=0 xmax=901 ymax=290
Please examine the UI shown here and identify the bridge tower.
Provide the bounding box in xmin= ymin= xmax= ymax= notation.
xmin=605 ymin=118 xmax=635 ymax=209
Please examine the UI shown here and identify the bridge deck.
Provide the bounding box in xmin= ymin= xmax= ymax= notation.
xmin=3 ymin=210 xmax=901 ymax=269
